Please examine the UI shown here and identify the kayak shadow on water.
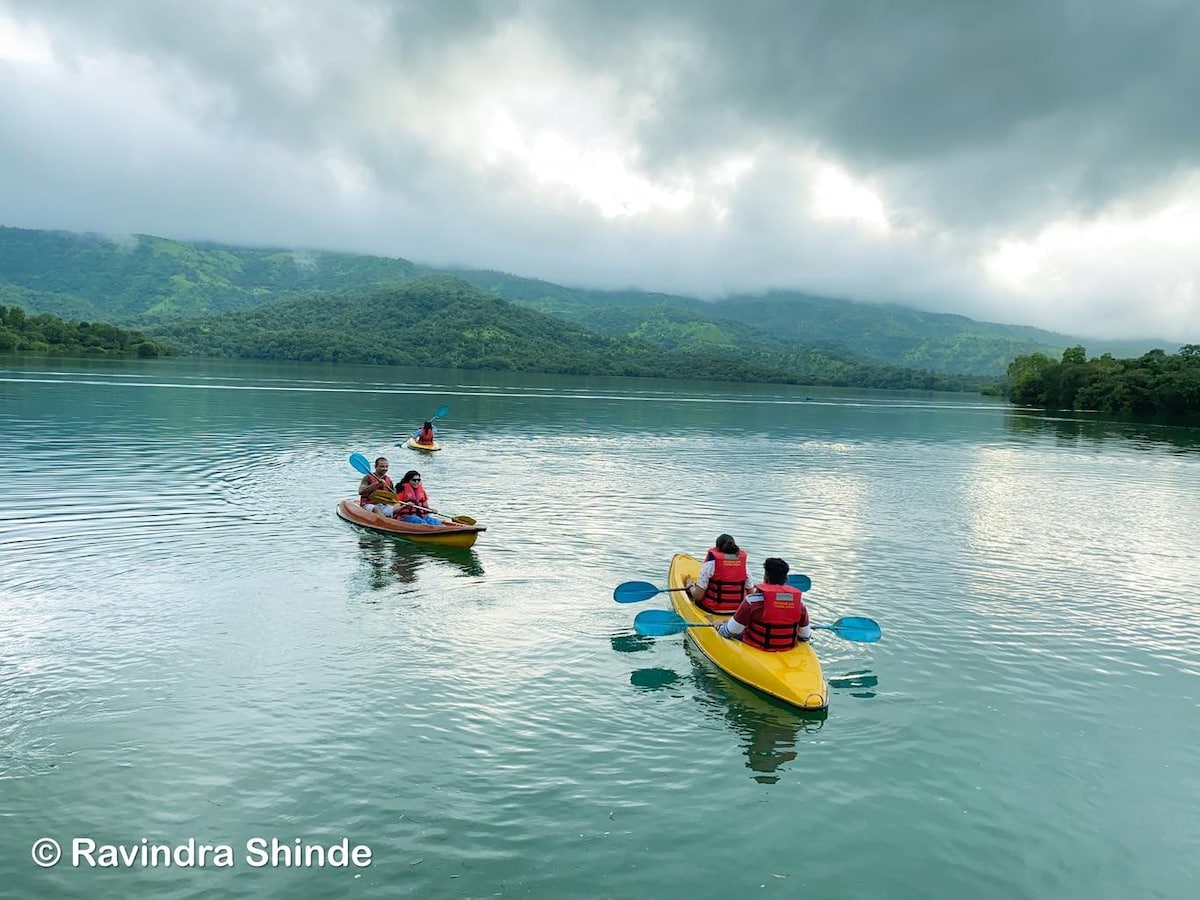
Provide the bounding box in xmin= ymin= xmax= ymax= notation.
xmin=610 ymin=633 xmax=658 ymax=654
xmin=354 ymin=535 xmax=484 ymax=589
xmin=828 ymin=669 xmax=879 ymax=699
xmin=683 ymin=643 xmax=827 ymax=784
xmin=618 ymin=637 xmax=825 ymax=784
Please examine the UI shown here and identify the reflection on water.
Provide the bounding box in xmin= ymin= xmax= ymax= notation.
xmin=615 ymin=638 xmax=824 ymax=782
xmin=1007 ymin=410 xmax=1200 ymax=452
xmin=629 ymin=667 xmax=682 ymax=690
xmin=352 ymin=534 xmax=483 ymax=591
xmin=610 ymin=633 xmax=657 ymax=654
xmin=687 ymin=643 xmax=827 ymax=783
xmin=828 ymin=669 xmax=879 ymax=699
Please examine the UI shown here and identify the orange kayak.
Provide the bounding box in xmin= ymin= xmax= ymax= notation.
xmin=336 ymin=500 xmax=484 ymax=548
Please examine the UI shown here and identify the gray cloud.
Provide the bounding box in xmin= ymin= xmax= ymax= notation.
xmin=2 ymin=0 xmax=1199 ymax=342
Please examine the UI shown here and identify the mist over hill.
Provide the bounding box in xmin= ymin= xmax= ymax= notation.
xmin=0 ymin=226 xmax=1174 ymax=381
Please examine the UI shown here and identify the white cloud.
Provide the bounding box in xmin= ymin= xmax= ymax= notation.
xmin=2 ymin=1 xmax=1200 ymax=342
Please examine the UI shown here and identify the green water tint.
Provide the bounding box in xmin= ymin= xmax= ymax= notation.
xmin=2 ymin=356 xmax=1198 ymax=900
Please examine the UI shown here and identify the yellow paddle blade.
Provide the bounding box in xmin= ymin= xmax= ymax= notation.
xmin=369 ymin=490 xmax=397 ymax=504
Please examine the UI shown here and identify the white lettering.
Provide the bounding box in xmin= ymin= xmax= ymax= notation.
xmin=69 ymin=837 xmax=236 ymax=868
xmin=72 ymin=838 xmax=96 ymax=866
xmin=244 ymin=837 xmax=267 ymax=867
xmin=67 ymin=835 xmax=368 ymax=868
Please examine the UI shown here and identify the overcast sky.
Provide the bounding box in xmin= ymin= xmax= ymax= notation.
xmin=2 ymin=1 xmax=1199 ymax=343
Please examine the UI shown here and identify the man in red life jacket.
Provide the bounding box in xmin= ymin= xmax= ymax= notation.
xmin=684 ymin=533 xmax=753 ymax=614
xmin=714 ymin=557 xmax=811 ymax=650
xmin=358 ymin=456 xmax=396 ymax=516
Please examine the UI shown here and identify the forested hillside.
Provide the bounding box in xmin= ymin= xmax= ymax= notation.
xmin=149 ymin=276 xmax=991 ymax=390
xmin=0 ymin=304 xmax=171 ymax=357
xmin=0 ymin=225 xmax=1174 ymax=380
xmin=445 ymin=269 xmax=1165 ymax=376
xmin=1007 ymin=345 xmax=1200 ymax=420
xmin=0 ymin=226 xmax=417 ymax=321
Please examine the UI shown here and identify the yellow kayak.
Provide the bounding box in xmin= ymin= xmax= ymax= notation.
xmin=669 ymin=553 xmax=827 ymax=711
xmin=405 ymin=437 xmax=441 ymax=452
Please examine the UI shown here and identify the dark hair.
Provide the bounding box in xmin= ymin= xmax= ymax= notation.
xmin=374 ymin=456 xmax=388 ymax=466
xmin=422 ymin=421 xmax=433 ymax=428
xmin=714 ymin=533 xmax=739 ymax=554
xmin=399 ymin=470 xmax=422 ymax=486
xmin=763 ymin=557 xmax=790 ymax=584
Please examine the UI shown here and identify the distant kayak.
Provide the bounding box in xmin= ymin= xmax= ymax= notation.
xmin=668 ymin=553 xmax=827 ymax=711
xmin=336 ymin=500 xmax=483 ymax=548
xmin=405 ymin=437 xmax=441 ymax=452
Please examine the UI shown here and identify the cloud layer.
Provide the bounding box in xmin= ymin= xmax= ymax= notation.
xmin=2 ymin=0 xmax=1199 ymax=342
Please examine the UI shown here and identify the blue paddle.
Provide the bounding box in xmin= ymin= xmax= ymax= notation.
xmin=633 ymin=609 xmax=882 ymax=642
xmin=613 ymin=573 xmax=812 ymax=604
xmin=348 ymin=452 xmax=476 ymax=525
xmin=349 ymin=452 xmax=372 ymax=476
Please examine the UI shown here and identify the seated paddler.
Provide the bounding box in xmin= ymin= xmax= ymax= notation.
xmin=394 ymin=470 xmax=442 ymax=525
xmin=684 ymin=533 xmax=753 ymax=614
xmin=714 ymin=557 xmax=811 ymax=651
xmin=413 ymin=420 xmax=438 ymax=445
xmin=358 ymin=456 xmax=396 ymax=516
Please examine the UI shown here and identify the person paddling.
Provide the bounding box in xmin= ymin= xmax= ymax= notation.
xmin=413 ymin=420 xmax=438 ymax=445
xmin=683 ymin=533 xmax=753 ymax=614
xmin=357 ymin=458 xmax=396 ymax=513
xmin=713 ymin=557 xmax=812 ymax=650
xmin=358 ymin=457 xmax=396 ymax=516
xmin=394 ymin=470 xmax=442 ymax=525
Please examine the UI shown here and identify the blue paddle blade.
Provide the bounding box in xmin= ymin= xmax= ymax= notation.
xmin=433 ymin=405 xmax=449 ymax=419
xmin=633 ymin=609 xmax=694 ymax=637
xmin=613 ymin=581 xmax=665 ymax=603
xmin=787 ymin=574 xmax=812 ymax=592
xmin=349 ymin=452 xmax=371 ymax=475
xmin=812 ymin=616 xmax=882 ymax=643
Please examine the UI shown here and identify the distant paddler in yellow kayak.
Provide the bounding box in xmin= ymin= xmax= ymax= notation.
xmin=404 ymin=404 xmax=448 ymax=451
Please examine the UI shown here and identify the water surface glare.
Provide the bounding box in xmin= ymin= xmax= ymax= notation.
xmin=2 ymin=357 xmax=1198 ymax=899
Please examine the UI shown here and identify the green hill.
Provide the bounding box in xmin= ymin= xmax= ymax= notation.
xmin=148 ymin=275 xmax=986 ymax=390
xmin=0 ymin=225 xmax=1174 ymax=379
xmin=0 ymin=226 xmax=418 ymax=321
xmin=441 ymin=269 xmax=1167 ymax=376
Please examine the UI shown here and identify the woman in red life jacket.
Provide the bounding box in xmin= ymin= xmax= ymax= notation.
xmin=413 ymin=420 xmax=437 ymax=445
xmin=714 ymin=557 xmax=811 ymax=650
xmin=358 ymin=456 xmax=396 ymax=516
xmin=394 ymin=470 xmax=442 ymax=525
xmin=684 ymin=533 xmax=753 ymax=614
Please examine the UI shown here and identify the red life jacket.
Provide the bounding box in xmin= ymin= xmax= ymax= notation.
xmin=743 ymin=583 xmax=807 ymax=651
xmin=397 ymin=482 xmax=430 ymax=516
xmin=359 ymin=473 xmax=394 ymax=505
xmin=418 ymin=426 xmax=436 ymax=444
xmin=698 ymin=548 xmax=748 ymax=614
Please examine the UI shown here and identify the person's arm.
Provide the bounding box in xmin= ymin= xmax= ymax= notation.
xmin=358 ymin=475 xmax=375 ymax=499
xmin=715 ymin=594 xmax=761 ymax=637
xmin=686 ymin=559 xmax=716 ymax=601
xmin=797 ymin=602 xmax=812 ymax=641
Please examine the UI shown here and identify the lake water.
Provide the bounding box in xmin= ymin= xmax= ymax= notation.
xmin=1 ymin=356 xmax=1198 ymax=900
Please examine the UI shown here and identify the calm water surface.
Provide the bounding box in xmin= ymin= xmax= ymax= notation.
xmin=1 ymin=357 xmax=1198 ymax=899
